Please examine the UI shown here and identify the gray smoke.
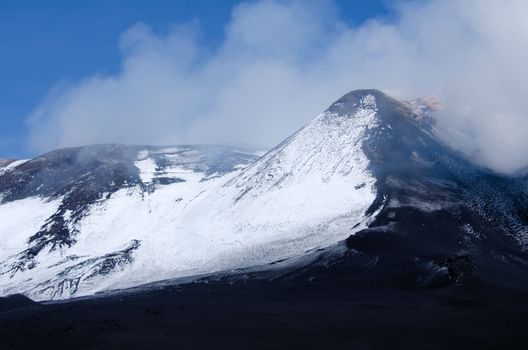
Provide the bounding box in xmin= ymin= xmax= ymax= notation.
xmin=27 ymin=0 xmax=528 ymax=174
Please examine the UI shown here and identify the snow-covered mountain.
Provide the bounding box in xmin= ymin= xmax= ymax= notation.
xmin=1 ymin=89 xmax=528 ymax=301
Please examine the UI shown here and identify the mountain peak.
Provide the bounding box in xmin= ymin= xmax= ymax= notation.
xmin=333 ymin=89 xmax=395 ymax=105
xmin=327 ymin=89 xmax=409 ymax=117
xmin=337 ymin=88 xmax=387 ymax=99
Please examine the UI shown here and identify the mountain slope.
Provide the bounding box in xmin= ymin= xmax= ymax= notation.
xmin=0 ymin=145 xmax=260 ymax=299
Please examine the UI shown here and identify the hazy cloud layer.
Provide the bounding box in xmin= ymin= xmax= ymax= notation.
xmin=27 ymin=0 xmax=528 ymax=174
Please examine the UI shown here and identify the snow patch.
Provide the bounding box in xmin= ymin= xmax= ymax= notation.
xmin=135 ymin=151 xmax=157 ymax=184
xmin=0 ymin=197 xmax=62 ymax=261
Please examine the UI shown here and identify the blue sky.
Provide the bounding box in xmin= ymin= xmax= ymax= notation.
xmin=0 ymin=0 xmax=388 ymax=158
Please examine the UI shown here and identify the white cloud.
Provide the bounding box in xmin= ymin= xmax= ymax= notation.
xmin=27 ymin=0 xmax=528 ymax=174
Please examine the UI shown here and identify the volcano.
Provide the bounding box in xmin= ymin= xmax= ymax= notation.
xmin=1 ymin=89 xmax=528 ymax=348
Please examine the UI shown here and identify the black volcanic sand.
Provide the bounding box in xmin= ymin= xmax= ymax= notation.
xmin=0 ymin=295 xmax=36 ymax=312
xmin=1 ymin=275 xmax=527 ymax=350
